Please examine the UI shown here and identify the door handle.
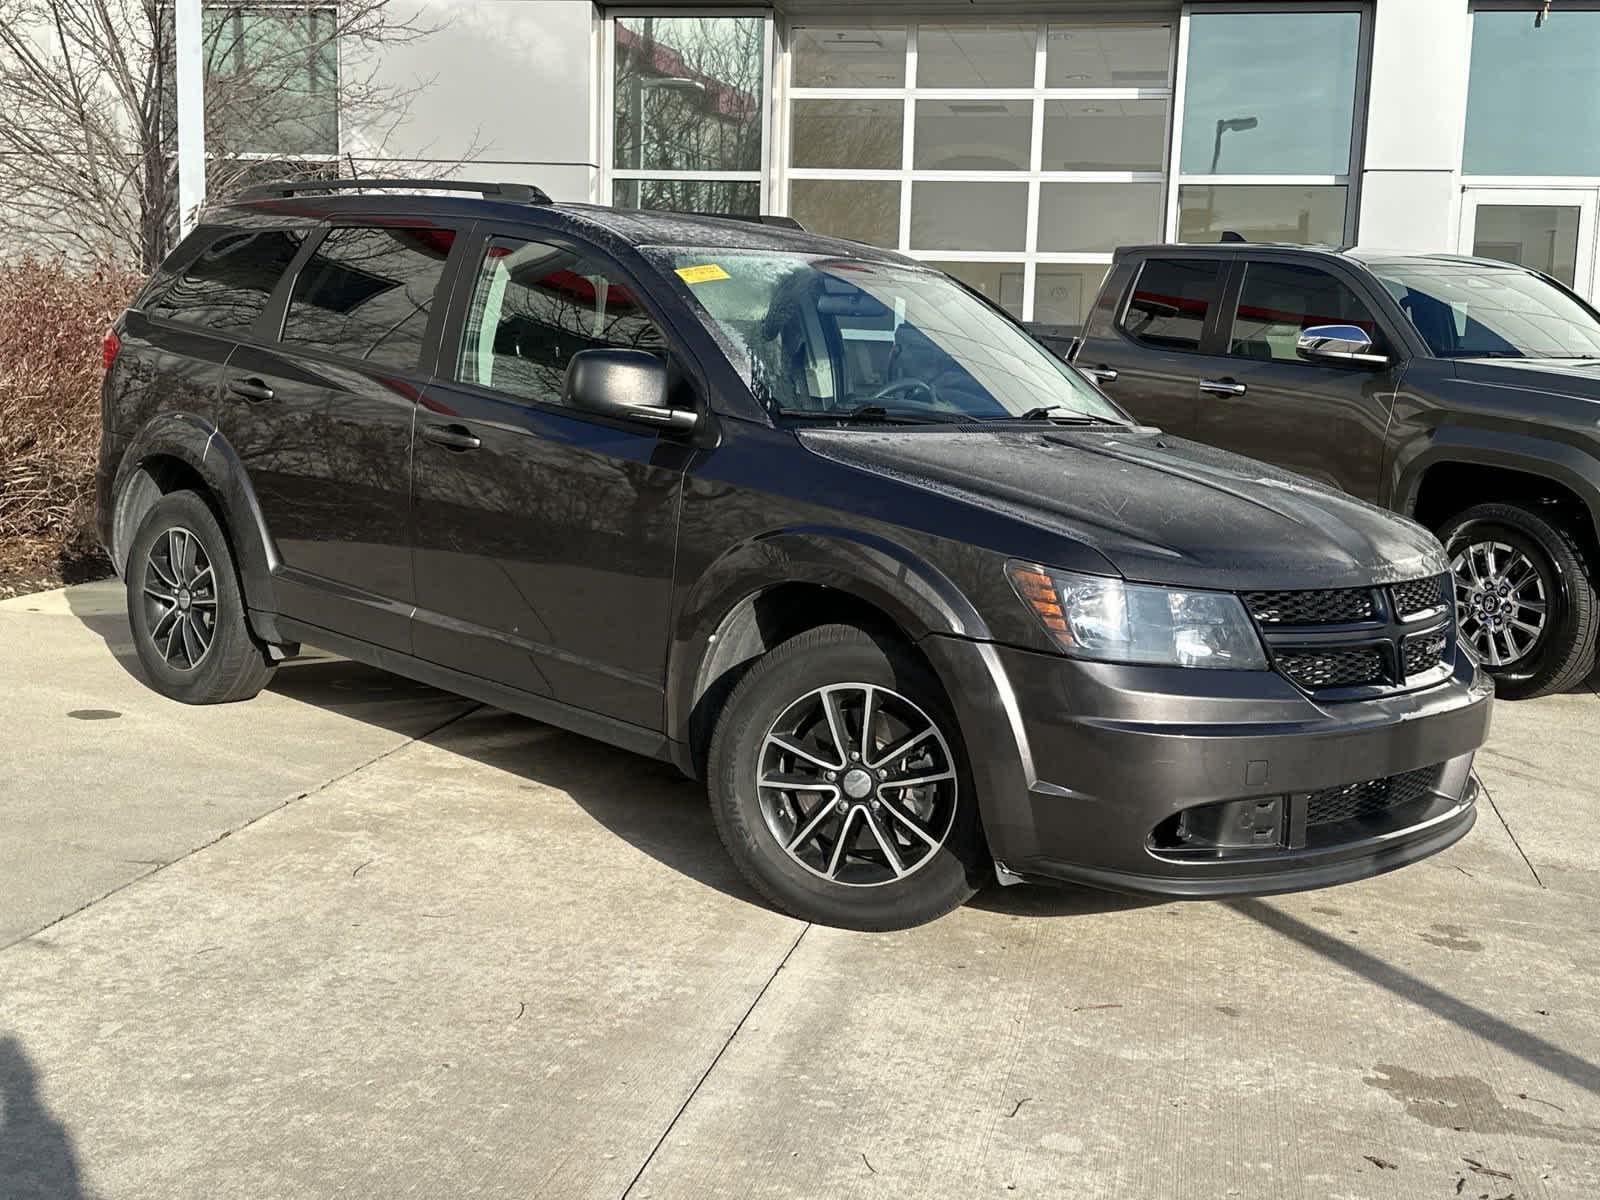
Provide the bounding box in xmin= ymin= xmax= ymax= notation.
xmin=228 ymin=376 xmax=274 ymax=403
xmin=1082 ymin=365 xmax=1119 ymax=384
xmin=1198 ymin=379 xmax=1247 ymax=397
xmin=422 ymin=422 xmax=482 ymax=452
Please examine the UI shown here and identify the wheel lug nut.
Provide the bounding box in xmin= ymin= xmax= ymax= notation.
xmin=877 ymin=769 xmax=887 ymax=779
xmin=835 ymin=800 xmax=848 ymax=814
xmin=849 ymin=750 xmax=860 ymax=761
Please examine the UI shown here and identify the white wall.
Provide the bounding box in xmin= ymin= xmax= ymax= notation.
xmin=344 ymin=0 xmax=599 ymax=202
xmin=1356 ymin=0 xmax=1470 ymax=250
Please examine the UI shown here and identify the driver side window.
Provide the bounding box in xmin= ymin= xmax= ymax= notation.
xmin=456 ymin=236 xmax=665 ymax=407
xmin=1229 ymin=262 xmax=1382 ymax=363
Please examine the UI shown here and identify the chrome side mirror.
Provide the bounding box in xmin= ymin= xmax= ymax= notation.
xmin=1296 ymin=324 xmax=1389 ymax=367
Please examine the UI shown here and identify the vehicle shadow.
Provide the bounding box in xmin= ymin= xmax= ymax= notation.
xmin=60 ymin=583 xmax=1147 ymax=922
xmin=0 ymin=1036 xmax=88 ymax=1200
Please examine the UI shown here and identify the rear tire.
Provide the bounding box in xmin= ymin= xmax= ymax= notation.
xmin=707 ymin=624 xmax=985 ymax=930
xmin=125 ymin=490 xmax=277 ymax=704
xmin=1439 ymin=502 xmax=1597 ymax=700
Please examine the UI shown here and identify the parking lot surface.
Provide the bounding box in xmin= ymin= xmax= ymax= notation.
xmin=2 ymin=580 xmax=1598 ymax=1199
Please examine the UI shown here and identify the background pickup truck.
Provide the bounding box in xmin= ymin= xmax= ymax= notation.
xmin=1070 ymin=242 xmax=1600 ymax=699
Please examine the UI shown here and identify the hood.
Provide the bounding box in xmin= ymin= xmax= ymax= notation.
xmin=799 ymin=426 xmax=1447 ymax=591
xmin=1449 ymin=356 xmax=1600 ymax=411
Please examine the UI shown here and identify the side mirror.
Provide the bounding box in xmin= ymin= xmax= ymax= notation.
xmin=562 ymin=348 xmax=696 ymax=431
xmin=1296 ymin=324 xmax=1389 ymax=367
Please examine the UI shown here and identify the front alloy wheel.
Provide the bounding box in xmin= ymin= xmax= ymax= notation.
xmin=1451 ymin=539 xmax=1546 ymax=669
xmin=708 ymin=624 xmax=983 ymax=930
xmin=758 ymin=683 xmax=958 ymax=887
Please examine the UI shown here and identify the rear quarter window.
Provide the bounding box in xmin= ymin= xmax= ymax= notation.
xmin=144 ymin=228 xmax=305 ymax=335
xmin=1119 ymin=258 xmax=1224 ymax=352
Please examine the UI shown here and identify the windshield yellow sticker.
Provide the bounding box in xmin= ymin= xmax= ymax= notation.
xmin=676 ymin=263 xmax=730 ymax=284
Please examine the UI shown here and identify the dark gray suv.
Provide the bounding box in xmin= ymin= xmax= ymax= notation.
xmin=1074 ymin=244 xmax=1600 ymax=698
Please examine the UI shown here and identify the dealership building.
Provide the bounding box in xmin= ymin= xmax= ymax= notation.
xmin=219 ymin=1 xmax=1600 ymax=328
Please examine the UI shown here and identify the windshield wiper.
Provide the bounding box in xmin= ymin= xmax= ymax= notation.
xmin=776 ymin=404 xmax=952 ymax=426
xmin=1011 ymin=406 xmax=1125 ymax=424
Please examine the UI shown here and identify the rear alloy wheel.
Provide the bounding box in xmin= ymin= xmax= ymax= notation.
xmin=126 ymin=490 xmax=277 ymax=704
xmin=709 ymin=624 xmax=984 ymax=930
xmin=1441 ymin=502 xmax=1598 ymax=699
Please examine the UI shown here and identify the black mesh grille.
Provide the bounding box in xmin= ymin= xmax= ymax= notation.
xmin=1275 ymin=646 xmax=1385 ymax=690
xmin=1305 ymin=767 xmax=1440 ymax=826
xmin=1403 ymin=630 xmax=1450 ymax=679
xmin=1393 ymin=575 xmax=1450 ymax=617
xmin=1242 ymin=587 xmax=1375 ymax=625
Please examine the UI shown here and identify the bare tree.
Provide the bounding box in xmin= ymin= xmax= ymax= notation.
xmin=0 ymin=0 xmax=444 ymax=269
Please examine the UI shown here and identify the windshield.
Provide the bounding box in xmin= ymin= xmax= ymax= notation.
xmin=656 ymin=250 xmax=1125 ymax=423
xmin=1371 ymin=260 xmax=1600 ymax=359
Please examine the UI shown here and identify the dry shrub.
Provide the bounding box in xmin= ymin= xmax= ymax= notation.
xmin=0 ymin=257 xmax=140 ymax=584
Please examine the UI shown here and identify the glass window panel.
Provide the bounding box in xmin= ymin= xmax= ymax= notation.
xmin=1471 ymin=205 xmax=1582 ymax=288
xmin=1120 ymin=258 xmax=1225 ymax=352
xmin=613 ymin=16 xmax=765 ymax=173
xmin=1045 ymin=24 xmax=1171 ymax=88
xmin=1034 ymin=265 xmax=1110 ymax=328
xmin=1042 ymin=99 xmax=1167 ymax=172
xmin=283 ymin=226 xmax=455 ymax=370
xmin=916 ymin=24 xmax=1035 ymax=88
xmin=910 ymin=182 xmax=1028 ymax=252
xmin=1037 ymin=183 xmax=1164 ymax=252
xmin=1229 ymin=262 xmax=1381 ymax=363
xmin=1177 ymin=184 xmax=1347 ymax=246
xmin=791 ymin=25 xmax=907 ymax=88
xmin=614 ymin=178 xmax=761 ymax=216
xmin=914 ymin=100 xmax=1031 ymax=171
xmin=791 ymin=99 xmax=903 ymax=170
xmin=925 ymin=261 xmax=1026 ymax=318
xmin=457 ymin=237 xmax=664 ymax=405
xmin=789 ymin=180 xmax=901 ymax=249
xmin=1178 ymin=11 xmax=1360 ymax=175
xmin=146 ymin=228 xmax=304 ymax=333
xmin=1465 ymin=11 xmax=1600 ymax=176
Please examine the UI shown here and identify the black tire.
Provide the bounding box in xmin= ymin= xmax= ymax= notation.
xmin=1439 ymin=502 xmax=1598 ymax=700
xmin=125 ymin=490 xmax=277 ymax=704
xmin=707 ymin=624 xmax=985 ymax=931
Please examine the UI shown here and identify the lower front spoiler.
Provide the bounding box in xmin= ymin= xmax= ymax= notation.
xmin=1004 ymin=777 xmax=1478 ymax=899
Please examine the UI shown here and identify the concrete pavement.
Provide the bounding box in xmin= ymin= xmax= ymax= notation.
xmin=2 ymin=580 xmax=1598 ymax=1199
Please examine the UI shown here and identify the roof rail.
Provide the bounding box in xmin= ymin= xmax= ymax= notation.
xmin=237 ymin=178 xmax=552 ymax=204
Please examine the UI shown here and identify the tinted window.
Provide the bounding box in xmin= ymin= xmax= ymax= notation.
xmin=1229 ymin=262 xmax=1379 ymax=363
xmin=145 ymin=228 xmax=303 ymax=333
xmin=282 ymin=226 xmax=455 ymax=370
xmin=1120 ymin=259 xmax=1223 ymax=352
xmin=456 ymin=236 xmax=666 ymax=406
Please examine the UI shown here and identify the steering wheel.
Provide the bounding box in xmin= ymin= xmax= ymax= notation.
xmin=865 ymin=377 xmax=939 ymax=408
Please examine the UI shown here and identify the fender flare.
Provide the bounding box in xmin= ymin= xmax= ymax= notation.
xmin=664 ymin=525 xmax=992 ymax=762
xmin=1392 ymin=425 xmax=1600 ymax=544
xmin=109 ymin=411 xmax=285 ymax=637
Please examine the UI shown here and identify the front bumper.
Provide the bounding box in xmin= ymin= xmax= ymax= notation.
xmin=921 ymin=636 xmax=1493 ymax=898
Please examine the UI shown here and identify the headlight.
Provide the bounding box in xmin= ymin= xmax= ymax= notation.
xmin=1007 ymin=561 xmax=1268 ymax=670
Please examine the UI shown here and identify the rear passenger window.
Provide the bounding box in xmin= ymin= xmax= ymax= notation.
xmin=456 ymin=236 xmax=665 ymax=407
xmin=145 ymin=228 xmax=303 ymax=334
xmin=1120 ymin=259 xmax=1223 ymax=352
xmin=282 ymin=226 xmax=456 ymax=370
xmin=1230 ymin=262 xmax=1381 ymax=362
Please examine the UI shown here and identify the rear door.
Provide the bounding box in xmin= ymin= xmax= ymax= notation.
xmin=408 ymin=225 xmax=694 ymax=729
xmin=220 ymin=220 xmax=465 ymax=649
xmin=1071 ymin=255 xmax=1234 ymax=437
xmin=1196 ymin=257 xmax=1402 ymax=500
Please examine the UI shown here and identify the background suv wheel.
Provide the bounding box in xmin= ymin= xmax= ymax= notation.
xmin=125 ymin=490 xmax=277 ymax=704
xmin=1440 ymin=502 xmax=1598 ymax=699
xmin=708 ymin=624 xmax=984 ymax=930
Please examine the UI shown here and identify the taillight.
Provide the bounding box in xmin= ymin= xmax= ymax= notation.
xmin=102 ymin=328 xmax=121 ymax=370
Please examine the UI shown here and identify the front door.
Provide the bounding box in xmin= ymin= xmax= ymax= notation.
xmin=1459 ymin=187 xmax=1599 ymax=302
xmin=409 ymin=229 xmax=692 ymax=730
xmin=1194 ymin=257 xmax=1399 ymax=502
xmin=220 ymin=222 xmax=462 ymax=650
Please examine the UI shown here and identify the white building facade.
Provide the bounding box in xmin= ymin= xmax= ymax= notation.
xmin=210 ymin=0 xmax=1600 ymax=329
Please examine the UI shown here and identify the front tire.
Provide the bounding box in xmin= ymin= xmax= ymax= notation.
xmin=1440 ymin=502 xmax=1598 ymax=700
xmin=125 ymin=490 xmax=277 ymax=704
xmin=707 ymin=624 xmax=984 ymax=930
